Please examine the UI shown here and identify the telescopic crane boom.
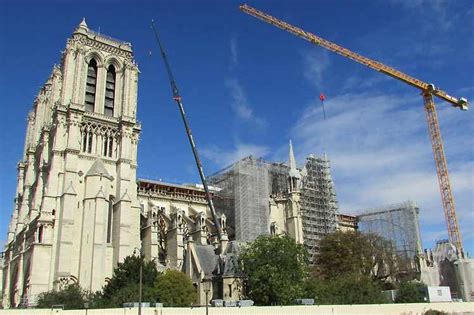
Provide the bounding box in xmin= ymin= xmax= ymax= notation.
xmin=151 ymin=20 xmax=223 ymax=241
xmin=240 ymin=4 xmax=468 ymax=254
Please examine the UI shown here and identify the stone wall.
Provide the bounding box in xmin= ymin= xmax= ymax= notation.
xmin=0 ymin=303 xmax=473 ymax=315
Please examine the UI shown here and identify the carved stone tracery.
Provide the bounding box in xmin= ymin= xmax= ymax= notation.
xmin=72 ymin=34 xmax=133 ymax=60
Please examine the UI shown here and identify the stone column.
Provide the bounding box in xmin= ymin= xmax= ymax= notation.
xmin=22 ymin=112 xmax=35 ymax=158
xmin=114 ymin=67 xmax=124 ymax=117
xmin=51 ymin=66 xmax=62 ymax=104
xmin=286 ymin=193 xmax=304 ymax=244
xmin=167 ymin=211 xmax=184 ymax=269
xmin=95 ymin=64 xmax=106 ymax=114
xmin=54 ymin=110 xmax=81 ymax=285
xmin=121 ymin=63 xmax=131 ymax=117
xmin=71 ymin=47 xmax=85 ymax=105
xmin=60 ymin=39 xmax=78 ymax=106
xmin=129 ymin=66 xmax=138 ymax=118
xmin=79 ymin=178 xmax=109 ymax=291
xmin=14 ymin=253 xmax=24 ymax=308
xmin=2 ymin=252 xmax=12 ymax=308
xmin=54 ymin=181 xmax=77 ymax=285
xmin=16 ymin=153 xmax=35 ymax=233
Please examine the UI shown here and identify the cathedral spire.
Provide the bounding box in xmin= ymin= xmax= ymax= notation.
xmin=79 ymin=17 xmax=88 ymax=29
xmin=75 ymin=18 xmax=88 ymax=35
xmin=288 ymin=140 xmax=300 ymax=179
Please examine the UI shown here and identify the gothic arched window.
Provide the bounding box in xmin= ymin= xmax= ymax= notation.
xmin=87 ymin=131 xmax=93 ymax=153
xmin=103 ymin=135 xmax=109 ymax=157
xmin=102 ymin=135 xmax=114 ymax=158
xmin=108 ymin=136 xmax=113 ymax=157
xmin=37 ymin=225 xmax=44 ymax=243
xmin=85 ymin=59 xmax=97 ymax=112
xmin=104 ymin=65 xmax=116 ymax=117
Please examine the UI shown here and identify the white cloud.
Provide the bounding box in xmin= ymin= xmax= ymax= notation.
xmin=424 ymin=229 xmax=452 ymax=243
xmin=341 ymin=74 xmax=390 ymax=93
xmin=202 ymin=143 xmax=270 ymax=169
xmin=389 ymin=0 xmax=453 ymax=31
xmin=289 ymin=91 xmax=473 ymax=248
xmin=302 ymin=49 xmax=330 ymax=88
xmin=225 ymin=78 xmax=267 ymax=128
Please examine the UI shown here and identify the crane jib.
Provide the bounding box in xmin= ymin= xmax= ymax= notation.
xmin=240 ymin=4 xmax=468 ymax=111
xmin=239 ymin=4 xmax=467 ymax=254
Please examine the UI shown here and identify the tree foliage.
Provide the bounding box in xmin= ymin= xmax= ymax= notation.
xmin=36 ymin=255 xmax=198 ymax=309
xmin=240 ymin=235 xmax=308 ymax=305
xmin=91 ymin=255 xmax=161 ymax=308
xmin=305 ymin=273 xmax=386 ymax=305
xmin=91 ymin=284 xmax=158 ymax=308
xmin=102 ymin=255 xmax=160 ymax=300
xmin=395 ymin=281 xmax=427 ymax=303
xmin=154 ymin=269 xmax=196 ymax=306
xmin=315 ymin=231 xmax=400 ymax=282
xmin=37 ymin=283 xmax=90 ymax=310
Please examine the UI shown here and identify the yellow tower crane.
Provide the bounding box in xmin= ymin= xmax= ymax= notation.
xmin=240 ymin=4 xmax=468 ymax=254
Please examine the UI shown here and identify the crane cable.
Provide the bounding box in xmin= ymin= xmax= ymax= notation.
xmin=150 ymin=20 xmax=223 ymax=241
xmin=319 ymin=93 xmax=327 ymax=120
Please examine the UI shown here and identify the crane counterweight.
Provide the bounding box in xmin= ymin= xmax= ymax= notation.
xmin=458 ymin=98 xmax=468 ymax=110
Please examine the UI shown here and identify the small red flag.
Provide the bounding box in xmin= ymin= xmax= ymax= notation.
xmin=319 ymin=93 xmax=326 ymax=101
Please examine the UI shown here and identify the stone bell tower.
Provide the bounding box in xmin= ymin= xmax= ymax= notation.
xmin=2 ymin=19 xmax=141 ymax=307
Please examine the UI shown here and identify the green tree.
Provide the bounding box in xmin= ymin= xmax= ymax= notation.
xmin=240 ymin=235 xmax=308 ymax=305
xmin=395 ymin=281 xmax=427 ymax=303
xmin=92 ymin=284 xmax=158 ymax=308
xmin=93 ymin=255 xmax=160 ymax=307
xmin=154 ymin=269 xmax=196 ymax=306
xmin=37 ymin=283 xmax=90 ymax=310
xmin=315 ymin=231 xmax=400 ymax=283
xmin=305 ymin=273 xmax=386 ymax=305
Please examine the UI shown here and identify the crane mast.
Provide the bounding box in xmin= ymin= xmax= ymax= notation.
xmin=151 ymin=20 xmax=223 ymax=241
xmin=240 ymin=4 xmax=467 ymax=253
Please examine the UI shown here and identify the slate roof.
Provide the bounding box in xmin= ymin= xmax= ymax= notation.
xmin=186 ymin=241 xmax=246 ymax=279
xmin=194 ymin=245 xmax=219 ymax=277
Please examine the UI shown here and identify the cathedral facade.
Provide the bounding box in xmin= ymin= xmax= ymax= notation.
xmin=2 ymin=20 xmax=335 ymax=308
xmin=2 ymin=20 xmax=141 ymax=307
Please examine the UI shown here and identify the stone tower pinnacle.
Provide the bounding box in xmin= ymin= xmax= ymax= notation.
xmin=79 ymin=17 xmax=88 ymax=29
xmin=288 ymin=140 xmax=300 ymax=179
xmin=288 ymin=140 xmax=301 ymax=194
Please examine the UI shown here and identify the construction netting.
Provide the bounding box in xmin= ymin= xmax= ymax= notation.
xmin=300 ymin=155 xmax=339 ymax=263
xmin=209 ymin=156 xmax=271 ymax=241
xmin=209 ymin=154 xmax=340 ymax=257
xmin=357 ymin=201 xmax=423 ymax=272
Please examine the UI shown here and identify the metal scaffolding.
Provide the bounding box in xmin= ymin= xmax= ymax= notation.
xmin=357 ymin=201 xmax=423 ymax=272
xmin=210 ymin=154 xmax=340 ymax=255
xmin=209 ymin=156 xmax=271 ymax=242
xmin=300 ymin=154 xmax=339 ymax=263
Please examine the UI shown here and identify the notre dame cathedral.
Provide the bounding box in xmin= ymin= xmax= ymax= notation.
xmin=1 ymin=19 xmax=243 ymax=308
xmin=1 ymin=19 xmax=342 ymax=309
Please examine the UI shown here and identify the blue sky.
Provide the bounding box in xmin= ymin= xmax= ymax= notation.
xmin=0 ymin=0 xmax=473 ymax=255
